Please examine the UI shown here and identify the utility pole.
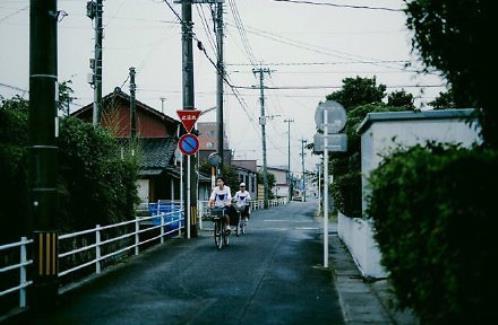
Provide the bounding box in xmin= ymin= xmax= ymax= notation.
xmin=300 ymin=138 xmax=307 ymax=202
xmin=160 ymin=97 xmax=166 ymax=114
xmin=284 ymin=119 xmax=294 ymax=201
xmin=215 ymin=0 xmax=224 ymax=172
xmin=180 ymin=0 xmax=198 ymax=237
xmin=129 ymin=67 xmax=137 ymax=142
xmin=30 ymin=0 xmax=59 ymax=309
xmin=87 ymin=0 xmax=103 ymax=126
xmin=253 ymin=67 xmax=272 ymax=209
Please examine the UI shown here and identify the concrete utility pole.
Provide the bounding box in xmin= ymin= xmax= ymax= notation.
xmin=284 ymin=119 xmax=294 ymax=201
xmin=30 ymin=0 xmax=59 ymax=309
xmin=215 ymin=0 xmax=225 ymax=172
xmin=300 ymin=138 xmax=307 ymax=202
xmin=87 ymin=0 xmax=103 ymax=126
xmin=160 ymin=97 xmax=166 ymax=114
xmin=253 ymin=67 xmax=272 ymax=209
xmin=129 ymin=67 xmax=137 ymax=142
xmin=181 ymin=0 xmax=198 ymax=237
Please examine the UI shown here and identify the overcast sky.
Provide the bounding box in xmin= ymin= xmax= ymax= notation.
xmin=0 ymin=0 xmax=446 ymax=174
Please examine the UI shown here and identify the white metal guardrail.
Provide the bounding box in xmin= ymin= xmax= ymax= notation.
xmin=0 ymin=210 xmax=184 ymax=310
xmin=0 ymin=197 xmax=289 ymax=312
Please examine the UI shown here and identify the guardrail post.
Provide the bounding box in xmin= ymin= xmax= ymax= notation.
xmin=19 ymin=236 xmax=27 ymax=308
xmin=95 ymin=225 xmax=101 ymax=274
xmin=134 ymin=217 xmax=139 ymax=255
xmin=160 ymin=213 xmax=165 ymax=244
xmin=177 ymin=210 xmax=182 ymax=238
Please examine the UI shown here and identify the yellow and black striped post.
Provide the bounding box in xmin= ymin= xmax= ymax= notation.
xmin=34 ymin=231 xmax=59 ymax=278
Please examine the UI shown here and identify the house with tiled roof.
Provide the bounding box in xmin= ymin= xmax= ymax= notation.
xmin=72 ymin=87 xmax=210 ymax=202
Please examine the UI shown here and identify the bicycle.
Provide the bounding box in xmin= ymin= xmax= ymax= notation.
xmin=209 ymin=207 xmax=230 ymax=249
xmin=234 ymin=205 xmax=248 ymax=236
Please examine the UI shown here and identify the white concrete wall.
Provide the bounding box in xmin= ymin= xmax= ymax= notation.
xmin=338 ymin=212 xmax=386 ymax=278
xmin=137 ymin=179 xmax=150 ymax=203
xmin=361 ymin=118 xmax=481 ymax=212
xmin=339 ymin=115 xmax=481 ymax=279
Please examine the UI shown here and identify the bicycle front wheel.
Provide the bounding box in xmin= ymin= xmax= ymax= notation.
xmin=214 ymin=219 xmax=223 ymax=249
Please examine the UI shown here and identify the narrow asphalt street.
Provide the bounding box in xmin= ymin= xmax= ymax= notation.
xmin=32 ymin=202 xmax=343 ymax=325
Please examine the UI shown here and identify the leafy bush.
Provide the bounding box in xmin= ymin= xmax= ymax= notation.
xmin=57 ymin=118 xmax=139 ymax=231
xmin=0 ymin=96 xmax=30 ymax=242
xmin=367 ymin=144 xmax=498 ymax=323
xmin=330 ymin=103 xmax=406 ymax=217
xmin=0 ymin=96 xmax=139 ymax=242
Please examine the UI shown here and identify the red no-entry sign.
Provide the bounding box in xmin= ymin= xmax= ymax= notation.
xmin=177 ymin=110 xmax=201 ymax=133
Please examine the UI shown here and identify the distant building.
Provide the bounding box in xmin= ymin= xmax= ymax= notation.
xmin=72 ymin=87 xmax=211 ymax=203
xmin=197 ymin=122 xmax=232 ymax=164
xmin=258 ymin=166 xmax=291 ymax=199
xmin=232 ymin=160 xmax=258 ymax=199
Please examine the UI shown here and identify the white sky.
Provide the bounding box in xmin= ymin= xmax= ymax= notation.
xmin=0 ymin=0 xmax=446 ymax=174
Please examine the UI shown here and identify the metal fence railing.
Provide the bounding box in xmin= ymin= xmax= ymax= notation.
xmin=0 ymin=210 xmax=184 ymax=312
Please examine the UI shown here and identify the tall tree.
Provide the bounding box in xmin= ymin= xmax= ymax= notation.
xmin=405 ymin=0 xmax=494 ymax=146
xmin=387 ymin=89 xmax=415 ymax=109
xmin=428 ymin=90 xmax=457 ymax=109
xmin=326 ymin=76 xmax=386 ymax=110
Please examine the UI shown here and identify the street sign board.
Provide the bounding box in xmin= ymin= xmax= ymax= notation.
xmin=177 ymin=110 xmax=201 ymax=133
xmin=207 ymin=152 xmax=222 ymax=167
xmin=315 ymin=100 xmax=347 ymax=134
xmin=313 ymin=133 xmax=348 ymax=153
xmin=178 ymin=133 xmax=200 ymax=156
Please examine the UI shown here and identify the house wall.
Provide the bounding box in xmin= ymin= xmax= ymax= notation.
xmin=137 ymin=179 xmax=150 ymax=203
xmin=75 ymin=99 xmax=175 ymax=138
xmin=236 ymin=169 xmax=257 ymax=199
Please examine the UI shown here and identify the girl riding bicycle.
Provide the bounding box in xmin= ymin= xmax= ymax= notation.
xmin=209 ymin=176 xmax=233 ymax=231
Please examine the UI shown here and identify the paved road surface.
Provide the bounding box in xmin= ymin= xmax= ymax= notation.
xmin=32 ymin=202 xmax=343 ymax=325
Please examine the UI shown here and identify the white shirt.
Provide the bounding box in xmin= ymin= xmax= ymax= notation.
xmin=234 ymin=190 xmax=251 ymax=207
xmin=209 ymin=185 xmax=232 ymax=208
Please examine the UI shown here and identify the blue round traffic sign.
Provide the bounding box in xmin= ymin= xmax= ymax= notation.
xmin=178 ymin=133 xmax=200 ymax=156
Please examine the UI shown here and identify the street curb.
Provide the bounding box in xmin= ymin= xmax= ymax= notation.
xmin=329 ymin=233 xmax=393 ymax=324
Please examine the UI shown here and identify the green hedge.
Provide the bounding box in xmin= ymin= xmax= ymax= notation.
xmin=367 ymin=144 xmax=498 ymax=323
xmin=331 ymin=103 xmax=406 ymax=217
xmin=0 ymin=97 xmax=139 ymax=242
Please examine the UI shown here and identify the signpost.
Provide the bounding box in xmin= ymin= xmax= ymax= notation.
xmin=313 ymin=134 xmax=347 ymax=154
xmin=314 ymin=100 xmax=347 ymax=268
xmin=177 ymin=110 xmax=201 ymax=239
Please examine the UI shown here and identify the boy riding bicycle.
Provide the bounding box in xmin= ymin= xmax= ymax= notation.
xmin=234 ymin=182 xmax=251 ymax=221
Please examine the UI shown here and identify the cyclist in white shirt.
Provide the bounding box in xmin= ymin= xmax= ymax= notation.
xmin=209 ymin=176 xmax=233 ymax=230
xmin=234 ymin=183 xmax=251 ymax=221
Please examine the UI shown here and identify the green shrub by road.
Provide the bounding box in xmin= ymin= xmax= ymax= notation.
xmin=367 ymin=144 xmax=498 ymax=323
xmin=0 ymin=96 xmax=139 ymax=243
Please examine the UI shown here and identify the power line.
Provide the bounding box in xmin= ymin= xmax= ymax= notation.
xmin=273 ymin=0 xmax=404 ymax=12
xmin=0 ymin=82 xmax=28 ymax=94
xmin=161 ymin=0 xmax=262 ymax=136
xmin=233 ymin=84 xmax=446 ymax=90
xmin=226 ymin=60 xmax=410 ymax=66
xmin=0 ymin=5 xmax=27 ymax=23
xmin=225 ymin=22 xmax=412 ymax=71
xmin=227 ymin=0 xmax=257 ymax=66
